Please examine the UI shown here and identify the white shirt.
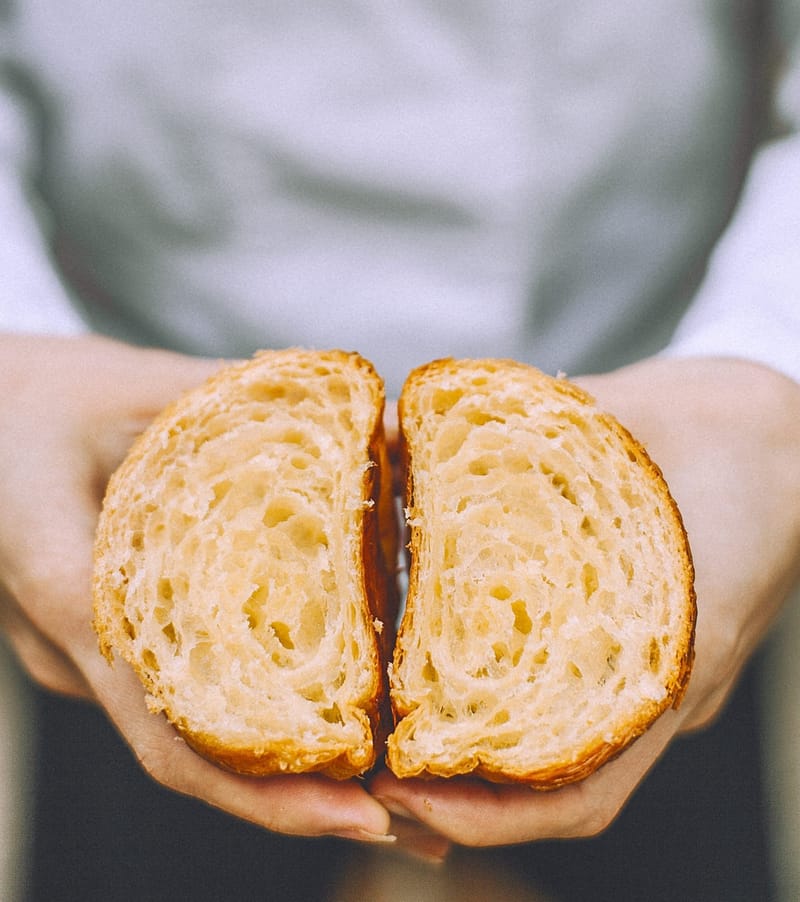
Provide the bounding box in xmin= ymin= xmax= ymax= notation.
xmin=1 ymin=1 xmax=799 ymax=394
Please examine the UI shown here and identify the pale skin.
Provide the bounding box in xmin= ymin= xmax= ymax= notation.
xmin=1 ymin=333 xmax=799 ymax=858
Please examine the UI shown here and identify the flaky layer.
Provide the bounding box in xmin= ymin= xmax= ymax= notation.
xmin=93 ymin=349 xmax=396 ymax=779
xmin=387 ymin=358 xmax=695 ymax=787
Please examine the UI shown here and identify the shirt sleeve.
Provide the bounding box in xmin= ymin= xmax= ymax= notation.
xmin=0 ymin=49 xmax=86 ymax=335
xmin=665 ymin=5 xmax=800 ymax=385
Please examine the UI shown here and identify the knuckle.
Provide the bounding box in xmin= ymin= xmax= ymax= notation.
xmin=581 ymin=802 xmax=617 ymax=838
xmin=563 ymin=792 xmax=619 ymax=839
xmin=135 ymin=739 xmax=181 ymax=792
xmin=135 ymin=733 xmax=205 ymax=801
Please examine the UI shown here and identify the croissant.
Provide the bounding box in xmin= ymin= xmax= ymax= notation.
xmin=93 ymin=349 xmax=397 ymax=779
xmin=387 ymin=358 xmax=695 ymax=787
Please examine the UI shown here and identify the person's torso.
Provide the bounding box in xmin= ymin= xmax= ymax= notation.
xmin=10 ymin=1 xmax=766 ymax=392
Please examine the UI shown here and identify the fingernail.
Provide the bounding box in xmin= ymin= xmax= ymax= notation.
xmin=332 ymin=828 xmax=397 ymax=844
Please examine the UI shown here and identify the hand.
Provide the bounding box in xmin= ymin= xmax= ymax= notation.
xmin=370 ymin=355 xmax=800 ymax=846
xmin=0 ymin=333 xmax=393 ymax=842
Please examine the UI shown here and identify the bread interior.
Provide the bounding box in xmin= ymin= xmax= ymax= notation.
xmin=389 ymin=360 xmax=693 ymax=782
xmin=95 ymin=352 xmax=387 ymax=772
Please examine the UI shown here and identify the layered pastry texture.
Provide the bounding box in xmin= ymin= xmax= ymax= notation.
xmin=93 ymin=349 xmax=396 ymax=779
xmin=387 ymin=358 xmax=695 ymax=787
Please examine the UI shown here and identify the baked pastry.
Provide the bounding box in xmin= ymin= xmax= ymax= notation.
xmin=93 ymin=349 xmax=397 ymax=779
xmin=387 ymin=358 xmax=695 ymax=787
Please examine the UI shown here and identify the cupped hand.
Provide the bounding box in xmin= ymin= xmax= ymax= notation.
xmin=0 ymin=333 xmax=392 ymax=842
xmin=370 ymin=355 xmax=800 ymax=847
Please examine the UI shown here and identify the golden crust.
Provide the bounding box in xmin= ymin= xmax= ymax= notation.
xmin=93 ymin=348 xmax=397 ymax=780
xmin=176 ymin=719 xmax=377 ymax=780
xmin=388 ymin=357 xmax=696 ymax=787
xmin=93 ymin=350 xmax=695 ymax=788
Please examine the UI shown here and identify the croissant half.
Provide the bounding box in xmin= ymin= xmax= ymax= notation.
xmin=386 ymin=358 xmax=695 ymax=788
xmin=93 ymin=349 xmax=397 ymax=780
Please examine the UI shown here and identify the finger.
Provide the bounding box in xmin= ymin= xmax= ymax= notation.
xmin=84 ymin=655 xmax=394 ymax=840
xmin=364 ymin=782 xmax=453 ymax=862
xmin=384 ymin=809 xmax=453 ymax=863
xmin=370 ymin=710 xmax=682 ymax=846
